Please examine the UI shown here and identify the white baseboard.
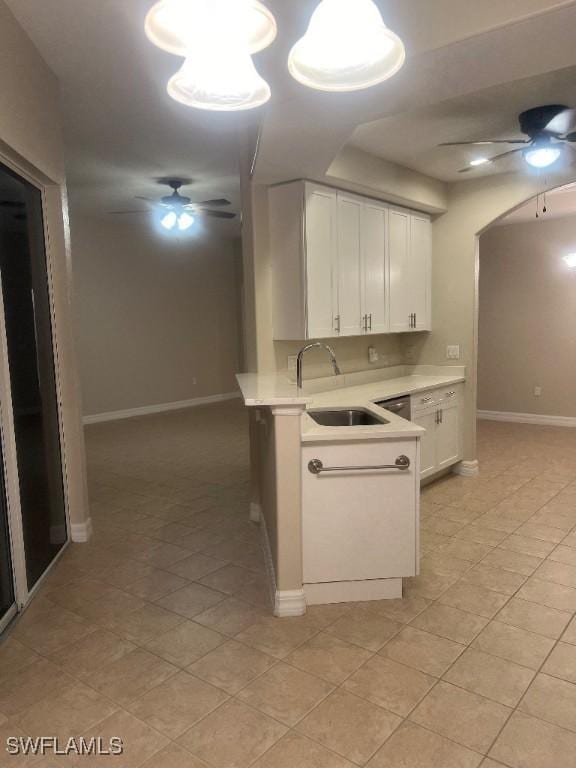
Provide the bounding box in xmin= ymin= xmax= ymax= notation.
xmin=478 ymin=410 xmax=576 ymax=428
xmin=275 ymin=589 xmax=307 ymax=617
xmin=83 ymin=392 xmax=241 ymax=425
xmin=70 ymin=518 xmax=93 ymax=543
xmin=453 ymin=460 xmax=480 ymax=478
xmin=259 ymin=513 xmax=306 ymax=618
xmin=249 ymin=502 xmax=261 ymax=524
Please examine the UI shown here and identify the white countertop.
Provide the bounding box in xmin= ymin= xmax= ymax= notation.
xmin=237 ymin=368 xmax=465 ymax=443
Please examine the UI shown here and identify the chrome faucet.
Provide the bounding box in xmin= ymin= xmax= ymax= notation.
xmin=296 ymin=342 xmax=342 ymax=390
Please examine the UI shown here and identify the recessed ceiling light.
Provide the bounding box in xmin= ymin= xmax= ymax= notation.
xmin=288 ymin=0 xmax=405 ymax=92
xmin=145 ymin=0 xmax=277 ymax=56
xmin=524 ymin=143 xmax=562 ymax=169
xmin=564 ymin=254 xmax=576 ymax=269
xmin=469 ymin=157 xmax=490 ymax=167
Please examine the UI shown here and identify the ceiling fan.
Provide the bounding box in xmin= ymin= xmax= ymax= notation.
xmin=110 ymin=179 xmax=237 ymax=231
xmin=440 ymin=104 xmax=576 ymax=173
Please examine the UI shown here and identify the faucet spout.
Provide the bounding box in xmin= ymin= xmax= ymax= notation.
xmin=296 ymin=342 xmax=342 ymax=391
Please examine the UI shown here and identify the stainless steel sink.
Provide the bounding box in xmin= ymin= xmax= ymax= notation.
xmin=307 ymin=408 xmax=389 ymax=427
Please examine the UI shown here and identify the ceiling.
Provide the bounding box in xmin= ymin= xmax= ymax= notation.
xmin=7 ymin=0 xmax=576 ymax=222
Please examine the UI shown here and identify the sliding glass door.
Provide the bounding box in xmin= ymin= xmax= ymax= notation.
xmin=0 ymin=162 xmax=67 ymax=592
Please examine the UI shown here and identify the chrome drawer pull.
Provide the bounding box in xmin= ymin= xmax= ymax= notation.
xmin=308 ymin=456 xmax=411 ymax=475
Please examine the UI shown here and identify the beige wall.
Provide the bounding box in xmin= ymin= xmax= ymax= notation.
xmin=0 ymin=1 xmax=89 ymax=532
xmin=71 ymin=212 xmax=242 ymax=416
xmin=478 ymin=217 xmax=576 ymax=417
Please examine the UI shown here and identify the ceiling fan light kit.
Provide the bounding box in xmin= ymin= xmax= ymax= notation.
xmin=288 ymin=0 xmax=406 ymax=92
xmin=523 ymin=142 xmax=562 ymax=169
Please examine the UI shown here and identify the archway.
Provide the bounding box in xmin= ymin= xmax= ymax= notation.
xmin=416 ymin=170 xmax=576 ymax=474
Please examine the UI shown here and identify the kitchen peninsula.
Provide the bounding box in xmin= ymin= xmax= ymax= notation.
xmin=237 ymin=365 xmax=466 ymax=617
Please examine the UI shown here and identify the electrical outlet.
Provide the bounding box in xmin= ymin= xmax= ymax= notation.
xmin=447 ymin=345 xmax=460 ymax=360
xmin=287 ymin=355 xmax=297 ymax=371
xmin=368 ymin=346 xmax=379 ymax=364
xmin=534 ymin=386 xmax=542 ymax=397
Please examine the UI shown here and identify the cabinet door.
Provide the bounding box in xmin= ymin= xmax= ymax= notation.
xmin=305 ymin=185 xmax=338 ymax=339
xmin=388 ymin=207 xmax=412 ymax=332
xmin=410 ymin=215 xmax=432 ymax=331
xmin=362 ymin=201 xmax=387 ymax=334
xmin=412 ymin=410 xmax=437 ymax=480
xmin=437 ymin=402 xmax=461 ymax=471
xmin=337 ymin=194 xmax=364 ymax=336
xmin=302 ymin=441 xmax=418 ymax=583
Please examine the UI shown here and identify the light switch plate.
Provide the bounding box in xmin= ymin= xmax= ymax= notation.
xmin=534 ymin=386 xmax=542 ymax=397
xmin=368 ymin=346 xmax=379 ymax=364
xmin=447 ymin=345 xmax=460 ymax=360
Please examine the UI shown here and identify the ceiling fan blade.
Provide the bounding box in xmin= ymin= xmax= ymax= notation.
xmin=196 ymin=210 xmax=237 ymax=219
xmin=545 ymin=108 xmax=576 ymax=136
xmin=458 ymin=147 xmax=525 ymax=173
xmin=108 ymin=210 xmax=149 ymax=215
xmin=195 ymin=198 xmax=232 ymax=207
xmin=562 ymin=131 xmax=576 ymax=142
xmin=440 ymin=139 xmax=529 ymax=147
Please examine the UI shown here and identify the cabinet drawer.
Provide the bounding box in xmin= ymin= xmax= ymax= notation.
xmin=411 ymin=391 xmax=441 ymax=413
xmin=302 ymin=440 xmax=418 ymax=584
xmin=411 ymin=385 xmax=462 ymax=414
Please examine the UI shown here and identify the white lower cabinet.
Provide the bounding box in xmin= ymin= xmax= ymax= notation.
xmin=412 ymin=386 xmax=463 ymax=480
xmin=302 ymin=439 xmax=419 ymax=586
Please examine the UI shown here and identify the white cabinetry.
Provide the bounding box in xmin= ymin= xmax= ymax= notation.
xmin=337 ymin=193 xmax=364 ymax=337
xmin=412 ymin=386 xmax=463 ymax=480
xmin=302 ymin=439 xmax=419 ymax=588
xmin=389 ymin=207 xmax=432 ymax=333
xmin=269 ymin=181 xmax=429 ymax=341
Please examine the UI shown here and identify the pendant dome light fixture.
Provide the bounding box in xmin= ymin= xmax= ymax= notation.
xmin=145 ymin=0 xmax=277 ymax=56
xmin=168 ymin=45 xmax=271 ymax=111
xmin=148 ymin=0 xmax=273 ymax=112
xmin=288 ymin=0 xmax=406 ymax=92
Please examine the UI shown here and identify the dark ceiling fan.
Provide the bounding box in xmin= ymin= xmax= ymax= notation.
xmin=439 ymin=104 xmax=576 ymax=173
xmin=109 ymin=179 xmax=237 ymax=223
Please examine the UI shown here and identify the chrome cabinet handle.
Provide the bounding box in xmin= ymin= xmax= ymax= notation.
xmin=334 ymin=315 xmax=341 ymax=333
xmin=308 ymin=456 xmax=411 ymax=475
xmin=414 ymin=313 xmax=417 ymax=328
xmin=369 ymin=314 xmax=373 ymax=331
xmin=363 ymin=314 xmax=368 ymax=332
xmin=440 ymin=409 xmax=443 ymax=424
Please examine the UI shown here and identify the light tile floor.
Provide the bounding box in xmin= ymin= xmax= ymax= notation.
xmin=2 ymin=404 xmax=576 ymax=767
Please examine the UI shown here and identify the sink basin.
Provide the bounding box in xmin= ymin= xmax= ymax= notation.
xmin=308 ymin=408 xmax=389 ymax=427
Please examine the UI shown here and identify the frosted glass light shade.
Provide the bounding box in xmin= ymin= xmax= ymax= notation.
xmin=288 ymin=0 xmax=405 ymax=92
xmin=145 ymin=0 xmax=277 ymax=56
xmin=167 ymin=47 xmax=271 ymax=111
xmin=524 ymin=145 xmax=562 ymax=169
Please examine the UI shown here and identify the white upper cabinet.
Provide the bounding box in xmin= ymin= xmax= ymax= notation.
xmin=337 ymin=193 xmax=363 ymax=337
xmin=389 ymin=207 xmax=432 ymax=333
xmin=269 ymin=181 xmax=431 ymax=340
xmin=362 ymin=201 xmax=388 ymax=335
xmin=305 ymin=185 xmax=339 ymax=339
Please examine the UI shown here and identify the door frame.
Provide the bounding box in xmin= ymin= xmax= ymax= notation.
xmin=0 ymin=148 xmax=72 ymax=612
